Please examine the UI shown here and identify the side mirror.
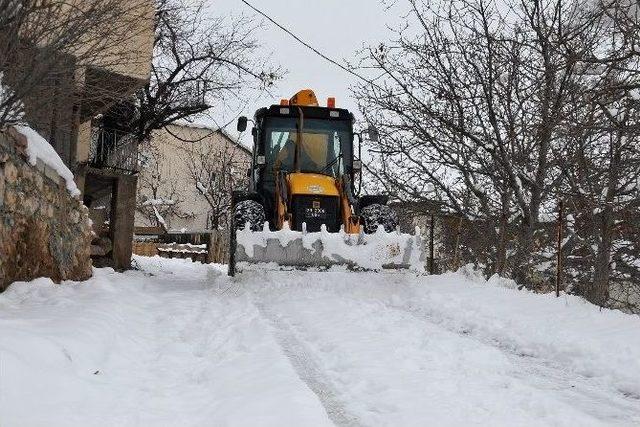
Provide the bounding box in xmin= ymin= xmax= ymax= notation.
xmin=353 ymin=159 xmax=362 ymax=171
xmin=237 ymin=116 xmax=248 ymax=132
xmin=255 ymin=155 xmax=266 ymax=167
xmin=367 ymin=125 xmax=380 ymax=142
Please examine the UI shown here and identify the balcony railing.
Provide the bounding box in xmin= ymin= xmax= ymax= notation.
xmin=90 ymin=127 xmax=139 ymax=174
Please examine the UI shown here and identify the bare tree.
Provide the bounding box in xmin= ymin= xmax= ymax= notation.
xmin=131 ymin=0 xmax=271 ymax=230
xmin=136 ymin=143 xmax=194 ymax=231
xmin=557 ymin=0 xmax=640 ymax=307
xmin=355 ymin=0 xmax=593 ymax=284
xmin=130 ymin=0 xmax=280 ymax=143
xmin=186 ymin=136 xmax=249 ymax=230
xmin=357 ymin=0 xmax=640 ymax=307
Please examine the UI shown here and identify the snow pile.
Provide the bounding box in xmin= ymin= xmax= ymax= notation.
xmin=237 ymin=221 xmax=302 ymax=251
xmin=158 ymin=243 xmax=207 ymax=254
xmin=13 ymin=125 xmax=80 ymax=197
xmin=236 ymin=223 xmax=424 ymax=271
xmin=412 ymin=272 xmax=640 ymax=400
xmin=486 ymin=273 xmax=519 ymax=289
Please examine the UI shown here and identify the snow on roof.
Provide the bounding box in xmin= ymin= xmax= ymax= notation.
xmin=13 ymin=125 xmax=81 ymax=197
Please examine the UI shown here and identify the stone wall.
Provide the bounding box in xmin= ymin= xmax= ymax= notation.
xmin=0 ymin=130 xmax=92 ymax=291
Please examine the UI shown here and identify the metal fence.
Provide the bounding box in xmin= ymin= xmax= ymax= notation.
xmin=90 ymin=127 xmax=139 ymax=173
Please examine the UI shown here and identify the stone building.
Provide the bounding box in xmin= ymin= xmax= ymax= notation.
xmin=134 ymin=123 xmax=252 ymax=232
xmin=2 ymin=0 xmax=155 ymax=271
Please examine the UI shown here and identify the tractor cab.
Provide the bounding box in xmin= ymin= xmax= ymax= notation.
xmin=237 ymin=90 xmax=362 ymax=231
xmin=239 ymin=89 xmax=359 ymax=192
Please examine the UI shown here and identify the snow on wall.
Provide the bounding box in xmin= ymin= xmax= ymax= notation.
xmin=13 ymin=125 xmax=80 ymax=197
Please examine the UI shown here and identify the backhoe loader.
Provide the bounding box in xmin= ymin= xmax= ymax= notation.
xmin=228 ymin=89 xmax=423 ymax=275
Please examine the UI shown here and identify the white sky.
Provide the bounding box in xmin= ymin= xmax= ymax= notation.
xmin=205 ymin=0 xmax=403 ymax=137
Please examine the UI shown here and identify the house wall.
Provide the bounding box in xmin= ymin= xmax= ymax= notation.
xmin=83 ymin=0 xmax=155 ymax=82
xmin=0 ymin=130 xmax=92 ymax=291
xmin=0 ymin=0 xmax=155 ymax=281
xmin=1 ymin=51 xmax=79 ymax=166
xmin=12 ymin=0 xmax=154 ymax=172
xmin=4 ymin=1 xmax=154 ymax=193
xmin=135 ymin=124 xmax=251 ymax=231
xmin=29 ymin=0 xmax=154 ymax=83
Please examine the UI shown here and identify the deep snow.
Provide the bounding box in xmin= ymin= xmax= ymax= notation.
xmin=1 ymin=256 xmax=639 ymax=426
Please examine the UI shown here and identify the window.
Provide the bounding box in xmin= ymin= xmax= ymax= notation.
xmin=263 ymin=117 xmax=352 ymax=179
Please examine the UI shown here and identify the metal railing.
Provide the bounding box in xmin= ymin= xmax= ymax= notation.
xmin=89 ymin=127 xmax=139 ymax=173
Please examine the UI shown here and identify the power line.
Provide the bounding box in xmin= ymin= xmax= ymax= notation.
xmin=238 ymin=0 xmax=431 ymax=117
xmin=238 ymin=0 xmax=377 ymax=88
xmin=240 ymin=0 xmax=480 ymax=145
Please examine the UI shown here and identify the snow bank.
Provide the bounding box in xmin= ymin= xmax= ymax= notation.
xmin=13 ymin=125 xmax=80 ymax=197
xmin=416 ymin=272 xmax=640 ymax=400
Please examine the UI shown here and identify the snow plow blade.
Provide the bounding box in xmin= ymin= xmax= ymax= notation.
xmin=229 ymin=223 xmax=425 ymax=275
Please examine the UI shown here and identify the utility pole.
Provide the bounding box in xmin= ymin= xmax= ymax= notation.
xmin=555 ymin=200 xmax=563 ymax=297
xmin=452 ymin=216 xmax=463 ymax=271
xmin=429 ymin=213 xmax=435 ymax=274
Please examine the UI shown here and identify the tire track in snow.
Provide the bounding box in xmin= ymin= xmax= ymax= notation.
xmin=385 ymin=301 xmax=640 ymax=424
xmin=254 ymin=301 xmax=363 ymax=427
xmin=246 ymin=272 xmax=639 ymax=424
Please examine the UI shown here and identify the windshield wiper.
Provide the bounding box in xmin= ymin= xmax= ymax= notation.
xmin=320 ymin=153 xmax=342 ymax=174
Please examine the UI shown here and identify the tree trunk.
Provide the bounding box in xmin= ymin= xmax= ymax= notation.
xmin=511 ymin=220 xmax=535 ymax=287
xmin=495 ymin=195 xmax=510 ymax=275
xmin=589 ymin=207 xmax=613 ymax=306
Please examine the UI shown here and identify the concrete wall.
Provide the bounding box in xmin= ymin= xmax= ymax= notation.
xmin=135 ymin=124 xmax=251 ymax=231
xmin=0 ymin=131 xmax=93 ymax=291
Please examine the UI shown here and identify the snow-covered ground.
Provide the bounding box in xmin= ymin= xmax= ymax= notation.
xmin=1 ymin=257 xmax=639 ymax=426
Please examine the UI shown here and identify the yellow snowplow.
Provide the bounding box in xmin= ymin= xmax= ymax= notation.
xmin=228 ymin=89 xmax=424 ymax=275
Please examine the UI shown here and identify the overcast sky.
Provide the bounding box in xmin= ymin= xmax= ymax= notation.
xmin=206 ymin=0 xmax=403 ymax=136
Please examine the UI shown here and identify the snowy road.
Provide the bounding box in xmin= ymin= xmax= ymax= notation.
xmin=254 ymin=285 xmax=521 ymax=426
xmin=1 ymin=256 xmax=640 ymax=426
xmin=247 ymin=271 xmax=640 ymax=426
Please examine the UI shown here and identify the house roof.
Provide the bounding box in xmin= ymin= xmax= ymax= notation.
xmin=169 ymin=121 xmax=252 ymax=154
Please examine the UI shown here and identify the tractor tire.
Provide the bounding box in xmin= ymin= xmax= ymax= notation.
xmin=233 ymin=200 xmax=266 ymax=231
xmin=361 ymin=203 xmax=399 ymax=234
